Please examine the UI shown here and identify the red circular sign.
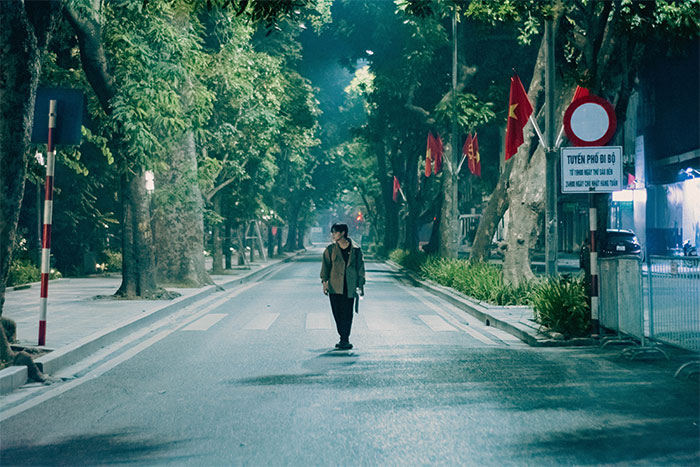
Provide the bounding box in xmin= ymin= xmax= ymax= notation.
xmin=563 ymin=95 xmax=617 ymax=147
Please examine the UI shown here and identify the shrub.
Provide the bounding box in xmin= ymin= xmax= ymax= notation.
xmin=7 ymin=259 xmax=41 ymax=286
xmin=491 ymin=280 xmax=539 ymax=306
xmin=389 ymin=249 xmax=426 ymax=271
xmin=102 ymin=250 xmax=122 ymax=272
xmin=420 ymin=257 xmax=535 ymax=306
xmin=531 ymin=275 xmax=590 ymax=337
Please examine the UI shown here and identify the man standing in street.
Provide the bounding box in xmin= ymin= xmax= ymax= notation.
xmin=320 ymin=223 xmax=365 ymax=350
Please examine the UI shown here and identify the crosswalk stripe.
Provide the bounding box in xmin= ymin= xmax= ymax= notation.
xmin=362 ymin=314 xmax=398 ymax=331
xmin=419 ymin=314 xmax=457 ymax=332
xmin=243 ymin=313 xmax=280 ymax=330
xmin=306 ymin=313 xmax=332 ymax=329
xmin=399 ymin=284 xmax=498 ymax=345
xmin=182 ymin=313 xmax=227 ymax=331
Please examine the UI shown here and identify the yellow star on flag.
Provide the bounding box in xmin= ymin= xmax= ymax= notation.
xmin=509 ymin=103 xmax=518 ymax=119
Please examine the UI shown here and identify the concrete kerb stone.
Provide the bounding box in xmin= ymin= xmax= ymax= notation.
xmin=0 ymin=367 xmax=28 ymax=395
xmin=385 ymin=260 xmax=596 ymax=347
xmin=0 ymin=252 xmax=302 ymax=395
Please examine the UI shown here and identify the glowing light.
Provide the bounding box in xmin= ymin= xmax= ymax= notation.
xmin=144 ymin=170 xmax=155 ymax=192
xmin=612 ymin=189 xmax=634 ymax=202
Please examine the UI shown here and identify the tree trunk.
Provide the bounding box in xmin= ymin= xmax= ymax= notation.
xmin=116 ymin=172 xmax=169 ymax=298
xmin=285 ymin=204 xmax=300 ymax=252
xmin=224 ymin=220 xmax=232 ymax=269
xmin=502 ymin=144 xmax=546 ymax=286
xmin=153 ymin=131 xmax=212 ymax=287
xmin=437 ymin=159 xmax=457 ymax=258
xmin=277 ymin=227 xmax=283 ymax=255
xmin=297 ymin=222 xmax=306 ymax=250
xmin=267 ymin=225 xmax=275 ymax=258
xmin=0 ymin=2 xmax=57 ymax=318
xmin=211 ymin=194 xmax=224 ymax=274
xmin=469 ymin=159 xmax=511 ymax=262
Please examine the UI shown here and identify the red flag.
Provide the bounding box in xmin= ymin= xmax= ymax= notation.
xmin=472 ymin=133 xmax=481 ymax=177
xmin=627 ymin=173 xmax=635 ymax=188
xmin=463 ymin=133 xmax=473 ymax=173
xmin=425 ymin=132 xmax=434 ymax=177
xmin=392 ymin=176 xmax=401 ymax=202
xmin=572 ymin=85 xmax=589 ymax=102
xmin=504 ymin=74 xmax=533 ymax=160
xmin=433 ymin=134 xmax=444 ymax=174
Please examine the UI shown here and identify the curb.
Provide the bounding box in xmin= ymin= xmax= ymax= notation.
xmin=0 ymin=253 xmax=301 ymax=395
xmin=385 ymin=260 xmax=597 ymax=348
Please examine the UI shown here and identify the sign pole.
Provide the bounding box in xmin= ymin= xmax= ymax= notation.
xmin=38 ymin=99 xmax=57 ymax=346
xmin=589 ymin=195 xmax=600 ymax=336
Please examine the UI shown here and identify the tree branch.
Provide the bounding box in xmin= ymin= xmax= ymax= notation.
xmin=64 ymin=1 xmax=116 ymax=113
xmin=204 ymin=177 xmax=237 ymax=203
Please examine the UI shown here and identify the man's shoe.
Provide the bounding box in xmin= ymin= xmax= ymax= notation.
xmin=338 ymin=342 xmax=353 ymax=350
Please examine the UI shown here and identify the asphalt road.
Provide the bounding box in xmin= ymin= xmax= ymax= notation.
xmin=1 ymin=255 xmax=698 ymax=466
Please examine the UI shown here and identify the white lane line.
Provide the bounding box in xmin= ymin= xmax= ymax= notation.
xmin=399 ymin=284 xmax=498 ymax=345
xmin=243 ymin=313 xmax=280 ymax=330
xmin=182 ymin=313 xmax=227 ymax=331
xmin=306 ymin=313 xmax=332 ymax=329
xmin=419 ymin=314 xmax=458 ymax=332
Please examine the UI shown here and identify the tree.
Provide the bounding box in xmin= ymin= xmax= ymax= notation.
xmin=0 ymin=0 xmax=62 ymax=379
xmin=466 ymin=0 xmax=699 ymax=285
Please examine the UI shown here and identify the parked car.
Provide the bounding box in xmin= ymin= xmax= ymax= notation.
xmin=579 ymin=229 xmax=642 ymax=268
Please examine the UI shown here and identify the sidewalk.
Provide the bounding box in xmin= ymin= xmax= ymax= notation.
xmin=1 ymin=252 xmax=301 ymax=395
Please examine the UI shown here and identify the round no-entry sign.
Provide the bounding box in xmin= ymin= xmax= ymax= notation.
xmin=563 ymin=95 xmax=617 ymax=147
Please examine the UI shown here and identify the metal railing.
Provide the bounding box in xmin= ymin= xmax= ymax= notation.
xmin=598 ymin=255 xmax=700 ymax=374
xmin=648 ymin=256 xmax=700 ymax=354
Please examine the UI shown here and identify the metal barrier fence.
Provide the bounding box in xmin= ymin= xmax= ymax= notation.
xmin=599 ymin=256 xmax=644 ymax=342
xmin=648 ymin=255 xmax=700 ymax=353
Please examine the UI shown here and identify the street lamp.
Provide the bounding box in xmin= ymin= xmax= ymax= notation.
xmin=144 ymin=170 xmax=155 ymax=193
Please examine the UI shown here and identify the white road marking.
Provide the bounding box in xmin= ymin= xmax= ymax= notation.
xmin=243 ymin=313 xmax=280 ymax=330
xmin=399 ymin=284 xmax=498 ymax=345
xmin=419 ymin=314 xmax=458 ymax=332
xmin=306 ymin=313 xmax=332 ymax=329
xmin=182 ymin=313 xmax=227 ymax=331
xmin=362 ymin=314 xmax=398 ymax=331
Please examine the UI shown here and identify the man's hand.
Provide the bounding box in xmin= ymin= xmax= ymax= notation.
xmin=358 ymin=286 xmax=364 ymax=297
xmin=322 ymin=281 xmax=329 ymax=295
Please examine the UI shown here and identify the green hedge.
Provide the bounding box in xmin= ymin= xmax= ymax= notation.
xmin=388 ymin=249 xmax=426 ymax=272
xmin=7 ymin=259 xmax=62 ymax=287
xmin=420 ymin=256 xmax=536 ymax=306
xmin=389 ymin=248 xmax=589 ymax=336
xmin=8 ymin=259 xmax=41 ymax=286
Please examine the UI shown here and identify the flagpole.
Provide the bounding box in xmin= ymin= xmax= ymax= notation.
xmin=456 ymin=154 xmax=467 ymax=174
xmin=398 ymin=186 xmax=407 ymax=203
xmin=529 ymin=115 xmax=546 ymax=149
xmin=555 ymin=124 xmax=565 ymax=149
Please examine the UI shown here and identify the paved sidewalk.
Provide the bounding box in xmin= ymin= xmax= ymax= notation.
xmin=1 ymin=253 xmax=300 ymax=394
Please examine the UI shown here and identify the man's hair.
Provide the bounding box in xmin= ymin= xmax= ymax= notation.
xmin=330 ymin=223 xmax=349 ymax=238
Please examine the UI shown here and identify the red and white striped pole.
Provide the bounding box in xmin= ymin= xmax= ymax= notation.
xmin=589 ymin=194 xmax=599 ymax=336
xmin=38 ymin=99 xmax=57 ymax=346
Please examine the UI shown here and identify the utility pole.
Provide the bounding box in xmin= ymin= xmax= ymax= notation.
xmin=544 ymin=18 xmax=558 ymax=276
xmin=450 ymin=8 xmax=459 ymax=257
